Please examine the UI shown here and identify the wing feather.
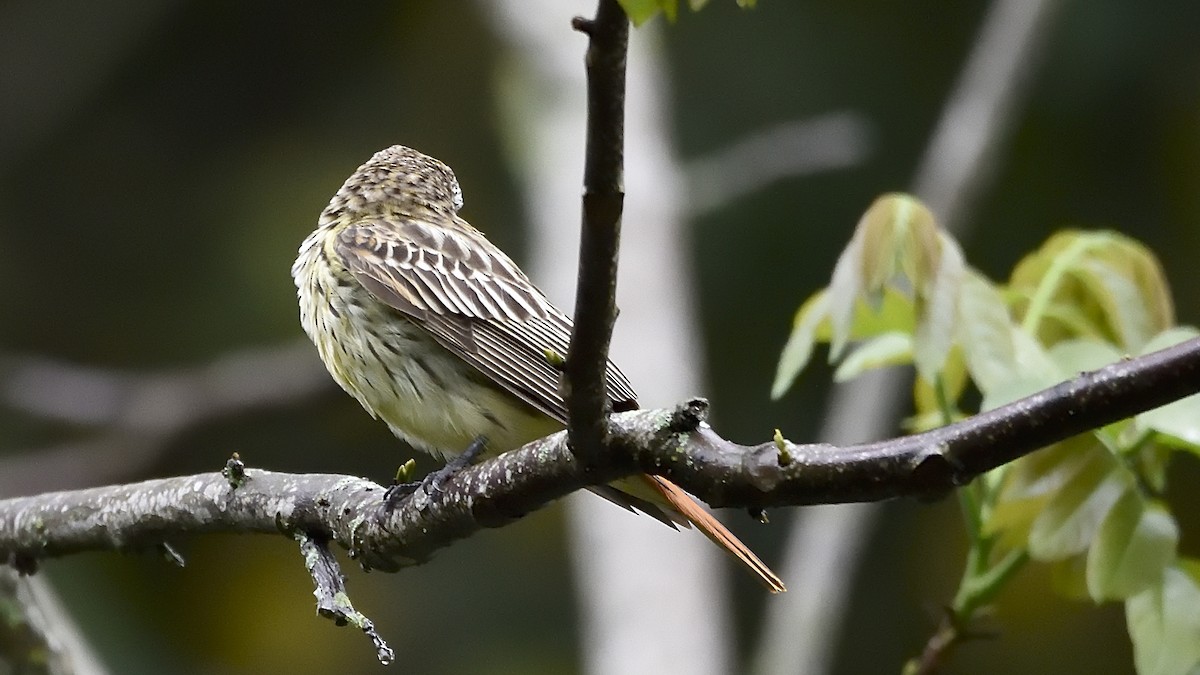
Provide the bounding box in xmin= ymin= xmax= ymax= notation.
xmin=335 ymin=219 xmax=637 ymax=421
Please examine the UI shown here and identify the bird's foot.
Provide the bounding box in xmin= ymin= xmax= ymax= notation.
xmin=381 ymin=436 xmax=488 ymax=512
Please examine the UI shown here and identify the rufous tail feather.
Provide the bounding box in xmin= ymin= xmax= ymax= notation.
xmin=644 ymin=475 xmax=786 ymax=593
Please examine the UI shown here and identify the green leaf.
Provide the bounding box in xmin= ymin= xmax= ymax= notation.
xmin=1011 ymin=231 xmax=1101 ymax=341
xmin=771 ymin=290 xmax=831 ymax=399
xmin=1137 ymin=327 xmax=1200 ymax=452
xmin=911 ymin=349 xmax=967 ymax=429
xmin=985 ymin=436 xmax=1100 ymax=551
xmin=978 ymin=343 xmax=1055 ymax=411
xmin=827 ymin=226 xmax=865 ymax=361
xmin=773 ymin=285 xmax=918 ymax=399
xmin=1047 ymin=338 xmax=1124 ymax=378
xmin=619 ymin=0 xmax=672 ymax=24
xmin=1050 ymin=554 xmax=1091 ymax=600
xmin=854 ymin=193 xmax=940 ymax=293
xmin=847 ymin=286 xmax=918 ymax=337
xmin=956 ymin=270 xmax=1017 ymax=395
xmin=1087 ymin=491 xmax=1178 ymax=601
xmin=827 ymin=193 xmax=943 ymax=361
xmin=914 ymin=232 xmax=965 ymax=382
xmin=833 ymin=331 xmax=912 ymax=382
xmin=1028 ymin=443 xmax=1127 ymax=560
xmin=1127 ymin=564 xmax=1200 ymax=675
xmin=1081 ymin=234 xmax=1174 ymax=350
xmin=1011 ymin=231 xmax=1174 ymax=350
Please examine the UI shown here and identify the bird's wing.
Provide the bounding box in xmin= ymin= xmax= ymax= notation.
xmin=334 ymin=219 xmax=637 ymax=422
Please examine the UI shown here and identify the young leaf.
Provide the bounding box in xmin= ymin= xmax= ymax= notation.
xmin=857 ymin=193 xmax=939 ymax=291
xmin=833 ymin=331 xmax=913 ymax=382
xmin=1085 ymin=234 xmax=1174 ymax=350
xmin=1010 ymin=231 xmax=1173 ymax=350
xmin=1126 ymin=564 xmax=1200 ymax=675
xmin=1136 ymin=327 xmax=1200 ymax=452
xmin=910 ymin=349 xmax=968 ymax=431
xmin=619 ymin=0 xmax=675 ymax=24
xmin=1086 ymin=491 xmax=1178 ymax=602
xmin=985 ymin=436 xmax=1100 ymax=551
xmin=827 ymin=226 xmax=865 ymax=361
xmin=956 ymin=270 xmax=1017 ymax=394
xmin=1027 ymin=444 xmax=1127 ymax=561
xmin=1047 ymin=338 xmax=1124 ymax=379
xmin=772 ymin=285 xmax=917 ymax=399
xmin=772 ymin=290 xmax=831 ymax=399
xmin=914 ymin=232 xmax=965 ymax=382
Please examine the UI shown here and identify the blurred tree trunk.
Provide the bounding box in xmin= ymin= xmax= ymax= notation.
xmin=484 ymin=2 xmax=731 ymax=673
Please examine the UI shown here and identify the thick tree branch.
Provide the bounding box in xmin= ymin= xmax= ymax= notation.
xmin=4 ymin=337 xmax=1199 ymax=571
xmin=565 ymin=0 xmax=628 ymax=466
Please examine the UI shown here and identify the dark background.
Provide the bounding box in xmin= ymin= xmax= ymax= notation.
xmin=2 ymin=1 xmax=1198 ymax=673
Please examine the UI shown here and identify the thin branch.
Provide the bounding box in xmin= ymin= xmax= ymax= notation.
xmin=565 ymin=0 xmax=628 ymax=466
xmin=4 ymin=337 xmax=1199 ymax=570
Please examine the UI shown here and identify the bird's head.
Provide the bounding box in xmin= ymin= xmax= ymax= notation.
xmin=323 ymin=144 xmax=464 ymax=224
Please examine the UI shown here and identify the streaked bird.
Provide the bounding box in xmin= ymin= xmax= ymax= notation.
xmin=293 ymin=144 xmax=784 ymax=593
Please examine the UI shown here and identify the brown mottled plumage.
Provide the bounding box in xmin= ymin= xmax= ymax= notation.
xmin=293 ymin=145 xmax=784 ymax=593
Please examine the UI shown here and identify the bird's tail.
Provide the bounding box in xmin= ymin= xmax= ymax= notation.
xmin=642 ymin=475 xmax=786 ymax=593
xmin=587 ymin=475 xmax=786 ymax=593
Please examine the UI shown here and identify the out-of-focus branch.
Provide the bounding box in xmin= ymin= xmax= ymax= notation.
xmin=685 ymin=113 xmax=872 ymax=218
xmin=912 ymin=0 xmax=1064 ymax=232
xmin=0 ymin=341 xmax=329 ymax=431
xmin=0 ymin=341 xmax=333 ymax=496
xmin=0 ymin=566 xmax=108 ymax=675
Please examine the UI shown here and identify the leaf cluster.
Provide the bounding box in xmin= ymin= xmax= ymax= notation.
xmin=617 ymin=0 xmax=755 ymax=26
xmin=773 ymin=194 xmax=1200 ymax=675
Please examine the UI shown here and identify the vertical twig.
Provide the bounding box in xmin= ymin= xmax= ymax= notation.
xmin=566 ymin=0 xmax=629 ymax=465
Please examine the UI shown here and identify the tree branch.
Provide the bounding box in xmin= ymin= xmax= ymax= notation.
xmin=4 ymin=337 xmax=1199 ymax=569
xmin=565 ymin=0 xmax=628 ymax=466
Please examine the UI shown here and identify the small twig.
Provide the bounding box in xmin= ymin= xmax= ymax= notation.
xmin=905 ymin=611 xmax=959 ymax=675
xmin=296 ymin=532 xmax=393 ymax=665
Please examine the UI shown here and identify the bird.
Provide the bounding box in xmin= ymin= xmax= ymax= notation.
xmin=292 ymin=144 xmax=784 ymax=593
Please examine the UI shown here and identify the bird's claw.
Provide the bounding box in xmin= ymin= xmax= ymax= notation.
xmin=380 ymin=436 xmax=488 ymax=513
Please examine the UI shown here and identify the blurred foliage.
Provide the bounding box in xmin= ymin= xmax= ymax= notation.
xmin=774 ymin=193 xmax=1200 ymax=674
xmin=619 ymin=0 xmax=756 ymax=26
xmin=0 ymin=1 xmax=1199 ymax=673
